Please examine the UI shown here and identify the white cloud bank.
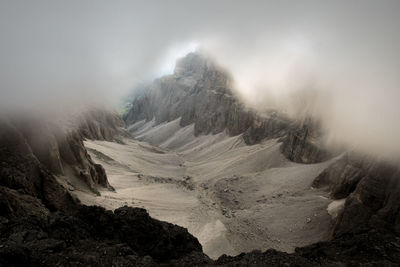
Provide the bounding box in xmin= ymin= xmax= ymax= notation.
xmin=0 ymin=0 xmax=399 ymax=159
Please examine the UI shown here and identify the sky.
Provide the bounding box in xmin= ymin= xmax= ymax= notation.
xmin=0 ymin=0 xmax=400 ymax=158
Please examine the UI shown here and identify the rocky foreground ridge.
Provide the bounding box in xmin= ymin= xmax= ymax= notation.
xmin=1 ymin=205 xmax=400 ymax=266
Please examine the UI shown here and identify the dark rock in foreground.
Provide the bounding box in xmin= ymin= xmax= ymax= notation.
xmin=0 ymin=205 xmax=209 ymax=266
xmin=1 ymin=205 xmax=399 ymax=266
xmin=217 ymin=229 xmax=400 ymax=266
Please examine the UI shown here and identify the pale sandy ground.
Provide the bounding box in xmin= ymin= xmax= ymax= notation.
xmin=73 ymin=118 xmax=337 ymax=259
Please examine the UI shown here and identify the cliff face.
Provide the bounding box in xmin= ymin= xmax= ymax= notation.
xmin=7 ymin=118 xmax=113 ymax=195
xmin=124 ymin=52 xmax=328 ymax=164
xmin=313 ymin=153 xmax=400 ymax=237
xmin=0 ymin=120 xmax=78 ymax=218
xmin=280 ymin=118 xmax=331 ymax=164
xmin=0 ymin=109 xmax=128 ymax=218
xmin=124 ymin=52 xmax=245 ymax=135
xmin=78 ymin=108 xmax=130 ymax=143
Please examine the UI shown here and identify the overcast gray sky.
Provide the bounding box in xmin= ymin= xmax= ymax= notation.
xmin=1 ymin=0 xmax=400 ymax=158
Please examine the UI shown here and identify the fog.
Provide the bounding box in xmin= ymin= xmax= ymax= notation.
xmin=1 ymin=1 xmax=400 ymax=159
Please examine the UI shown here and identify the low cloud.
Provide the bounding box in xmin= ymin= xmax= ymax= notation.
xmin=1 ymin=1 xmax=399 ymax=159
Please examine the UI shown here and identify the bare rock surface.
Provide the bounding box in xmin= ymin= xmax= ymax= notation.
xmin=280 ymin=118 xmax=331 ymax=164
xmin=78 ymin=108 xmax=130 ymax=143
xmin=0 ymin=120 xmax=78 ymax=217
xmin=0 ymin=108 xmax=129 ymax=231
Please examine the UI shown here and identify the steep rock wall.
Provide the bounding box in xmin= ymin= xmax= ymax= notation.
xmin=0 ymin=120 xmax=78 ymax=218
xmin=313 ymin=152 xmax=400 ymax=236
xmin=0 ymin=108 xmax=126 ymax=217
xmin=78 ymin=108 xmax=130 ymax=142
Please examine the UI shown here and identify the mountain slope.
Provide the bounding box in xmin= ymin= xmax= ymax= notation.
xmin=123 ymin=52 xmax=400 ymax=241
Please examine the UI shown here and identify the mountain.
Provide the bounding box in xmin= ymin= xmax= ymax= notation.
xmin=124 ymin=52 xmax=330 ymax=164
xmin=1 ymin=52 xmax=400 ymax=266
xmin=123 ymin=52 xmax=400 ymax=238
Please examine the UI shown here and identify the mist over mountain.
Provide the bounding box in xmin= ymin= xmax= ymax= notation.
xmin=1 ymin=0 xmax=400 ymax=160
xmin=1 ymin=1 xmax=400 ymax=266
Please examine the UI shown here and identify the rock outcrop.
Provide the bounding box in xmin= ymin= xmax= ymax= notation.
xmin=78 ymin=108 xmax=130 ymax=143
xmin=280 ymin=118 xmax=331 ymax=164
xmin=0 ymin=118 xmax=112 ymax=195
xmin=1 ymin=206 xmax=399 ymax=266
xmin=0 ymin=206 xmax=209 ymax=266
xmin=0 ymin=120 xmax=78 ymax=218
xmin=313 ymin=152 xmax=400 ymax=237
xmin=0 ymin=108 xmax=127 ymax=210
xmin=216 ymin=229 xmax=400 ymax=266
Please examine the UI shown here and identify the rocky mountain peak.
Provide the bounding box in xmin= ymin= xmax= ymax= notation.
xmin=173 ymin=52 xmax=208 ymax=78
xmin=124 ymin=52 xmax=328 ymax=164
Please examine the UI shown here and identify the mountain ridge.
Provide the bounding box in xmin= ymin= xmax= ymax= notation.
xmin=124 ymin=52 xmax=329 ymax=164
